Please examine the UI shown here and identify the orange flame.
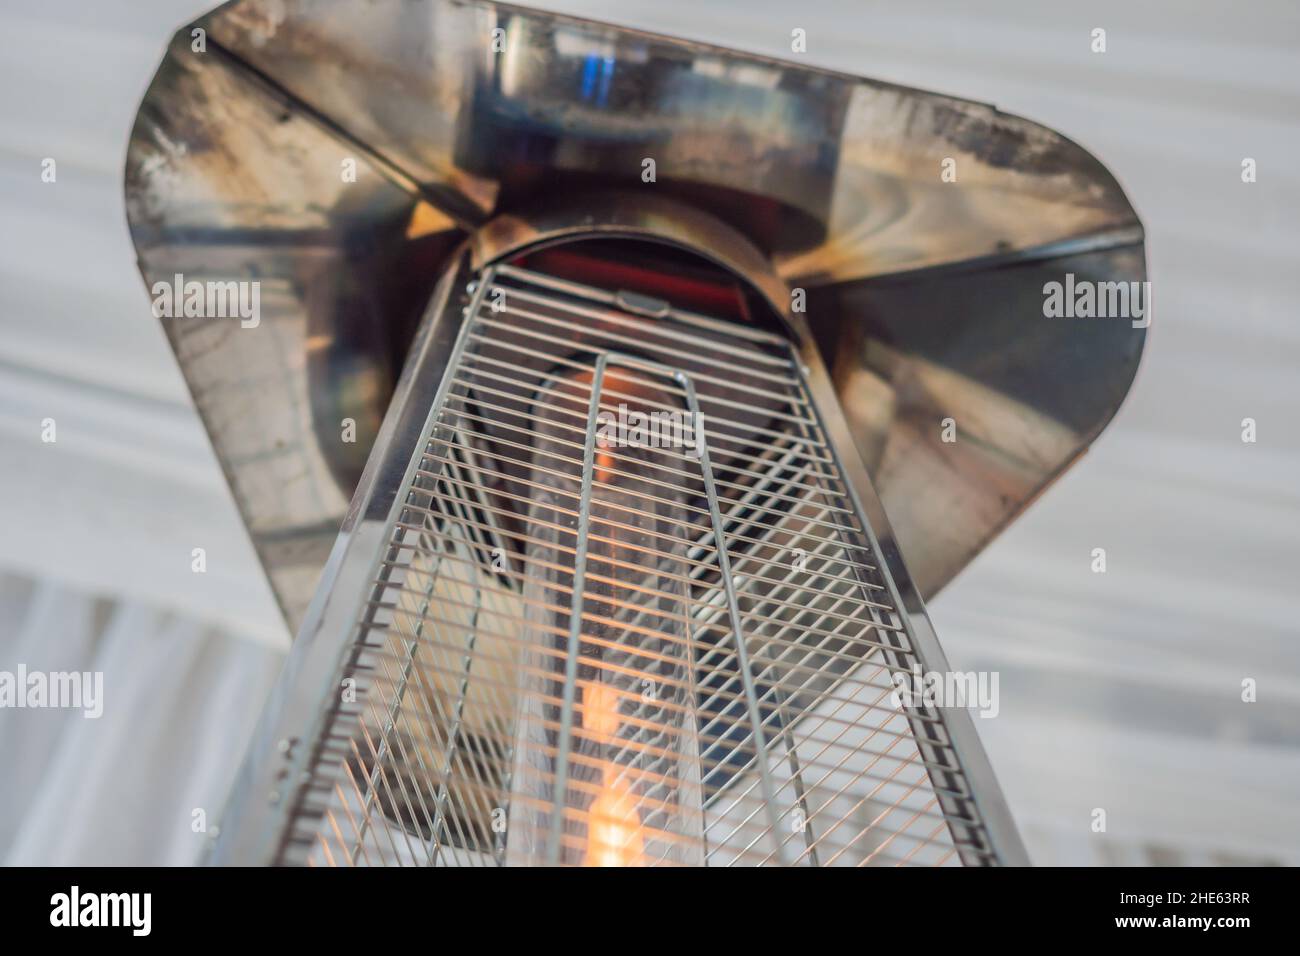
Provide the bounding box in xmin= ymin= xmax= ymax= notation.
xmin=586 ymin=775 xmax=647 ymax=867
xmin=581 ymin=681 xmax=647 ymax=866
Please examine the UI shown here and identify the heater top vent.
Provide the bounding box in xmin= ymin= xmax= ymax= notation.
xmin=127 ymin=0 xmax=1146 ymax=636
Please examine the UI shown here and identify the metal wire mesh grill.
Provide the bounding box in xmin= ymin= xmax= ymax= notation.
xmin=277 ymin=262 xmax=1001 ymax=866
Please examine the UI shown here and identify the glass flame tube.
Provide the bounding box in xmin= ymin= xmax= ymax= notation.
xmin=507 ymin=363 xmax=705 ymax=865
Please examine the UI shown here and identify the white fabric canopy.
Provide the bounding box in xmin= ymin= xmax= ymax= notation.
xmin=0 ymin=574 xmax=282 ymax=865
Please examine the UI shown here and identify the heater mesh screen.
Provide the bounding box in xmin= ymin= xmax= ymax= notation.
xmin=277 ymin=263 xmax=1000 ymax=866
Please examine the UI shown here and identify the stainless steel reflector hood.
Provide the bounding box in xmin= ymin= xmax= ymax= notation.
xmin=124 ymin=0 xmax=1146 ymax=635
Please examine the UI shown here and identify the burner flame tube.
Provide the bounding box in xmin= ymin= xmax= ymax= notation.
xmin=507 ymin=355 xmax=705 ymax=866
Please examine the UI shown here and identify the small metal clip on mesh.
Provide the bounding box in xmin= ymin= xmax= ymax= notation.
xmin=238 ymin=262 xmax=1021 ymax=867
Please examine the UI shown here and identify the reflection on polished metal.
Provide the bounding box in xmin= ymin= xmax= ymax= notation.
xmin=125 ymin=0 xmax=1146 ymax=633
